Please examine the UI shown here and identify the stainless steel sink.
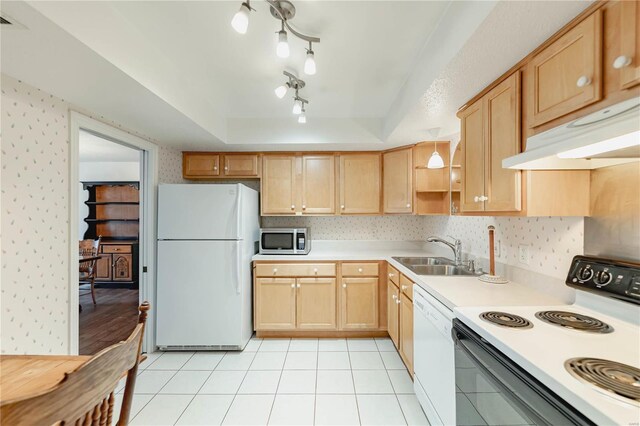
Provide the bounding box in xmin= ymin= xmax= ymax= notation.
xmin=392 ymin=257 xmax=479 ymax=276
xmin=392 ymin=257 xmax=454 ymax=266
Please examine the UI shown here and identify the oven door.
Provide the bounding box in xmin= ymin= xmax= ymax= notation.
xmin=452 ymin=320 xmax=595 ymax=426
xmin=260 ymin=231 xmax=295 ymax=254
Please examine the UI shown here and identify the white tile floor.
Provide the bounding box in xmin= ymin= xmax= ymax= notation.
xmin=114 ymin=337 xmax=430 ymax=425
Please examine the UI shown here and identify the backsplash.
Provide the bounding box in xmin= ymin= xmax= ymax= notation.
xmin=1 ymin=75 xmax=70 ymax=354
xmin=159 ymin=145 xmax=185 ymax=184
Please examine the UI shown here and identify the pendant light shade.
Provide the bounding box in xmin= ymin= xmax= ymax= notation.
xmin=276 ymin=29 xmax=290 ymax=58
xmin=304 ymin=50 xmax=316 ymax=75
xmin=274 ymin=84 xmax=288 ymax=99
xmin=298 ymin=109 xmax=307 ymax=123
xmin=231 ymin=2 xmax=250 ymax=34
xmin=292 ymin=99 xmax=303 ymax=115
xmin=427 ymin=142 xmax=445 ymax=169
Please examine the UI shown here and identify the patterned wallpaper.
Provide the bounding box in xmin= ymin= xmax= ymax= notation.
xmin=158 ymin=145 xmax=185 ymax=184
xmin=1 ymin=75 xmax=70 ymax=354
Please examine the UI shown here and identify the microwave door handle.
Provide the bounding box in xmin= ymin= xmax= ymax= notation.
xmin=235 ymin=243 xmax=242 ymax=295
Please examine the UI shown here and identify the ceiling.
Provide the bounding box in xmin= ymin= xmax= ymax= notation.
xmin=79 ymin=130 xmax=140 ymax=162
xmin=1 ymin=1 xmax=591 ymax=151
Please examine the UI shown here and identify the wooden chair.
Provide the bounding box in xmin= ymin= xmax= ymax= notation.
xmin=79 ymin=236 xmax=101 ymax=305
xmin=1 ymin=302 xmax=151 ymax=426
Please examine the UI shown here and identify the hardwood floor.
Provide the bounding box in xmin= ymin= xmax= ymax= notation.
xmin=79 ymin=287 xmax=139 ymax=355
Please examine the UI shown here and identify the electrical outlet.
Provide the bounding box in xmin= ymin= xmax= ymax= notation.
xmin=494 ymin=240 xmax=501 ymax=257
xmin=518 ymin=244 xmax=530 ymax=264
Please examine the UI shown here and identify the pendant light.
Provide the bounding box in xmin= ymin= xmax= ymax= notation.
xmin=274 ymin=84 xmax=288 ymax=99
xmin=427 ymin=143 xmax=445 ymax=169
xmin=304 ymin=43 xmax=316 ymax=75
xmin=276 ymin=22 xmax=290 ymax=58
xmin=298 ymin=107 xmax=307 ymax=124
xmin=292 ymin=98 xmax=303 ymax=115
xmin=426 ymin=127 xmax=445 ymax=169
xmin=231 ymin=2 xmax=251 ymax=34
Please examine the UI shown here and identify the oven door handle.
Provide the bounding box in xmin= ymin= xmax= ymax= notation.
xmin=452 ymin=320 xmax=595 ymax=426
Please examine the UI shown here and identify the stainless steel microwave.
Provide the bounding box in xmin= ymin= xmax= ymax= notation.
xmin=259 ymin=228 xmax=310 ymax=255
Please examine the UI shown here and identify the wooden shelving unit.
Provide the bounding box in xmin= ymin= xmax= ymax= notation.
xmin=82 ymin=182 xmax=140 ymax=286
xmin=413 ymin=141 xmax=452 ymax=215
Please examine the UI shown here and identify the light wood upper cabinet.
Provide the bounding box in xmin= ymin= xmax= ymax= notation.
xmin=261 ymin=155 xmax=298 ymax=215
xmin=399 ymin=293 xmax=414 ymax=374
xmin=183 ymin=153 xmax=220 ymax=178
xmin=527 ymin=10 xmax=603 ymax=127
xmin=339 ymin=154 xmax=381 ymax=214
xmin=460 ymin=99 xmax=485 ymax=212
xmin=617 ymin=0 xmax=640 ymax=89
xmin=301 ymin=155 xmax=336 ymax=214
xmin=296 ymin=278 xmax=336 ymax=329
xmin=224 ymin=154 xmax=259 ymax=177
xmin=255 ymin=278 xmax=296 ymax=330
xmin=340 ymin=277 xmax=379 ymax=329
xmin=460 ymin=72 xmax=522 ymax=213
xmin=484 ymin=73 xmax=522 ymax=212
xmin=387 ymin=280 xmax=399 ymax=349
xmin=383 ymin=148 xmax=413 ymax=214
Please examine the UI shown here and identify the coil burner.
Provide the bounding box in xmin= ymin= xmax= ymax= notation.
xmin=479 ymin=312 xmax=533 ymax=329
xmin=565 ymin=358 xmax=640 ymax=403
xmin=535 ymin=311 xmax=613 ymax=333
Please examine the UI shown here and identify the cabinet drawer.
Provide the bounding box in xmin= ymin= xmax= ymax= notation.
xmin=102 ymin=245 xmax=131 ymax=254
xmin=387 ymin=264 xmax=400 ymax=285
xmin=255 ymin=263 xmax=336 ymax=277
xmin=400 ymin=274 xmax=414 ymax=301
xmin=342 ymin=262 xmax=379 ymax=277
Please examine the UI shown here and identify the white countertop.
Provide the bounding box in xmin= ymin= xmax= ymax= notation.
xmin=252 ymin=241 xmax=566 ymax=310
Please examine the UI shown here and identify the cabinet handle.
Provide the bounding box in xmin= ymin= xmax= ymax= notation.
xmin=213 ymin=166 xmax=218 ymax=171
xmin=613 ymin=55 xmax=632 ymax=69
xmin=273 ymin=268 xmax=278 ymax=273
xmin=396 ymin=299 xmax=401 ymax=305
xmin=302 ymin=205 xmax=306 ymax=210
xmin=388 ymin=273 xmax=394 ymax=277
xmin=291 ymin=283 xmax=295 ymax=288
xmin=114 ymin=248 xmax=120 ymax=251
xmin=481 ymin=195 xmax=488 ymax=201
xmin=313 ymin=268 xmax=318 ymax=273
xmin=224 ymin=166 xmax=229 ymax=171
xmin=392 ymin=294 xmax=397 ymax=300
xmin=297 ymin=283 xmax=301 ymax=288
xmin=406 ymin=203 xmax=411 ymax=208
xmin=474 ymin=196 xmax=480 ymax=203
xmin=291 ymin=205 xmax=295 ymax=210
xmin=358 ymin=268 xmax=363 ymax=273
xmin=341 ymin=205 xmax=345 ymax=209
xmin=576 ymin=75 xmax=591 ymax=88
xmin=342 ymin=283 xmax=347 ymax=288
xmin=402 ymin=285 xmax=407 ymax=290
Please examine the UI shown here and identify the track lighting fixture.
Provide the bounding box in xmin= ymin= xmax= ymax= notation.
xmin=274 ymin=84 xmax=289 ymax=99
xmin=231 ymin=0 xmax=320 ymax=72
xmin=292 ymin=99 xmax=303 ymax=115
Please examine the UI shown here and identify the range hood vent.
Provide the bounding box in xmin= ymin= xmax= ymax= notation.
xmin=503 ymin=97 xmax=640 ymax=170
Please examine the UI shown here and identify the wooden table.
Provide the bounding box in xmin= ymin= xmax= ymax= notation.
xmin=0 ymin=355 xmax=90 ymax=402
xmin=79 ymin=255 xmax=101 ymax=264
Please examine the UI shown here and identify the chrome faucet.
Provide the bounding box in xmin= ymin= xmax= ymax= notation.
xmin=427 ymin=236 xmax=463 ymax=265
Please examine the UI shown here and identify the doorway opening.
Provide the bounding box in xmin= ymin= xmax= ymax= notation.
xmin=78 ymin=130 xmax=141 ymax=354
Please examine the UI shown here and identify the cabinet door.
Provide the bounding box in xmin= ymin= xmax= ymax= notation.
xmin=339 ymin=154 xmax=381 ymax=214
xmin=619 ymin=0 xmax=640 ymax=89
xmin=528 ymin=11 xmax=602 ymax=127
xmin=261 ymin=155 xmax=298 ymax=215
xmin=301 ymin=155 xmax=335 ymax=214
xmin=399 ymin=294 xmax=414 ymax=374
xmin=484 ymin=72 xmax=522 ymax=212
xmin=383 ymin=148 xmax=413 ymax=214
xmin=224 ymin=154 xmax=259 ymax=177
xmin=95 ymin=254 xmax=112 ymax=281
xmin=183 ymin=153 xmax=220 ymax=178
xmin=297 ymin=278 xmax=337 ymax=330
xmin=255 ymin=278 xmax=296 ymax=330
xmin=460 ymin=99 xmax=485 ymax=212
xmin=387 ymin=281 xmax=400 ymax=349
xmin=112 ymin=254 xmax=133 ymax=281
xmin=340 ymin=277 xmax=379 ymax=329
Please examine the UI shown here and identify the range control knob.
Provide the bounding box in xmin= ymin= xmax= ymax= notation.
xmin=577 ymin=266 xmax=594 ymax=282
xmin=595 ymin=270 xmax=613 ymax=287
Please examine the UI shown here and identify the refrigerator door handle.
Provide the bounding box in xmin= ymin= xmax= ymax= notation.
xmin=236 ymin=186 xmax=242 ymax=238
xmin=235 ymin=243 xmax=242 ymax=295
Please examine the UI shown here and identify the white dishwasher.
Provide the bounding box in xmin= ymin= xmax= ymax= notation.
xmin=413 ymin=284 xmax=456 ymax=426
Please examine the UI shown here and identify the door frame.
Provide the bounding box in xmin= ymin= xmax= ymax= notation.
xmin=69 ymin=111 xmax=159 ymax=354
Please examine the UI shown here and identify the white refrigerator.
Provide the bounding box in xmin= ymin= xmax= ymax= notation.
xmin=156 ymin=183 xmax=259 ymax=350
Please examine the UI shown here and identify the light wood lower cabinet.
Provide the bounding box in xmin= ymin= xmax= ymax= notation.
xmin=297 ymin=278 xmax=337 ymax=329
xmin=340 ymin=277 xmax=379 ymax=329
xmin=399 ymin=293 xmax=414 ymax=374
xmin=387 ymin=280 xmax=400 ymax=348
xmin=255 ymin=278 xmax=297 ymax=330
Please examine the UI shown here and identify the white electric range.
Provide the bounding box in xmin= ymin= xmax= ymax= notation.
xmin=453 ymin=255 xmax=640 ymax=426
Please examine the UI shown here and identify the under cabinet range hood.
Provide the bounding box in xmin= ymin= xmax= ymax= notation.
xmin=503 ymin=97 xmax=640 ymax=170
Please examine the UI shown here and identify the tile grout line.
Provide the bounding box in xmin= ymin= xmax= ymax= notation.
xmin=219 ymin=347 xmax=259 ymax=424
xmin=313 ymin=340 xmax=319 ymax=425
xmin=266 ymin=338 xmax=290 ymax=425
xmin=382 ymin=347 xmax=410 ymax=426
xmin=346 ymin=342 xmax=363 ymax=426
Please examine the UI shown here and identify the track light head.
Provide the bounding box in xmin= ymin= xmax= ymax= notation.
xmin=292 ymin=98 xmax=303 ymax=115
xmin=231 ymin=2 xmax=251 ymax=34
xmin=276 ymin=25 xmax=290 ymax=58
xmin=304 ymin=49 xmax=316 ymax=75
xmin=274 ymin=83 xmax=289 ymax=99
xmin=298 ymin=107 xmax=307 ymax=124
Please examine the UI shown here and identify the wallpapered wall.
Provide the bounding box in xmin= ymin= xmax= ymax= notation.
xmin=1 ymin=75 xmax=71 ymax=354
